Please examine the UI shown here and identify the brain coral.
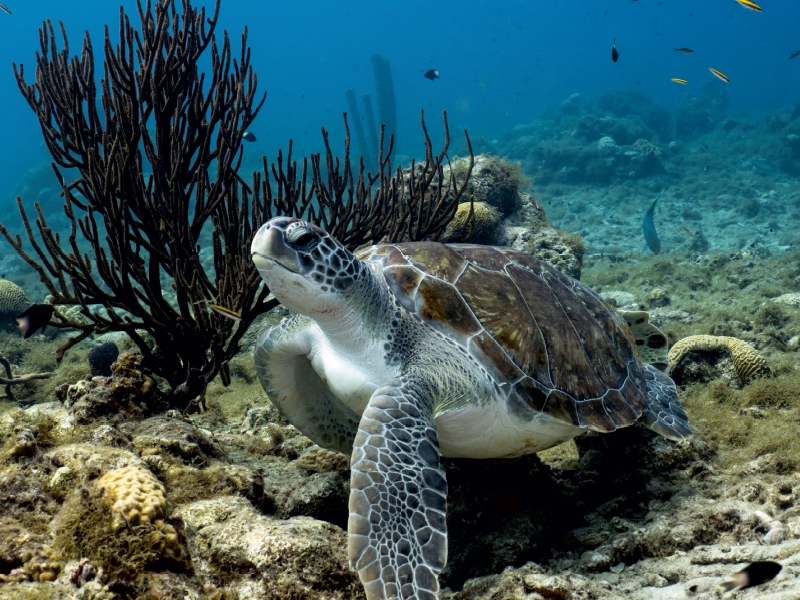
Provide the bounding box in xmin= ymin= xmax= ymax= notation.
xmin=97 ymin=466 xmax=167 ymax=531
xmin=668 ymin=335 xmax=770 ymax=385
xmin=0 ymin=279 xmax=30 ymax=320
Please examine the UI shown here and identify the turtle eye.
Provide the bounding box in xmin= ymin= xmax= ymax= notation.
xmin=286 ymin=225 xmax=318 ymax=249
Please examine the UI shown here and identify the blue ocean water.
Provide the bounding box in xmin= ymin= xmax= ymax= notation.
xmin=0 ymin=0 xmax=798 ymax=216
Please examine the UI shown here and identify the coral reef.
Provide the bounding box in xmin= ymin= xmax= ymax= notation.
xmin=2 ymin=78 xmax=800 ymax=599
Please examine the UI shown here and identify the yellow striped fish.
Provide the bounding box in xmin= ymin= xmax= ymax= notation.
xmin=735 ymin=0 xmax=762 ymax=11
xmin=708 ymin=68 xmax=730 ymax=83
xmin=209 ymin=304 xmax=242 ymax=321
xmin=671 ymin=78 xmax=689 ymax=85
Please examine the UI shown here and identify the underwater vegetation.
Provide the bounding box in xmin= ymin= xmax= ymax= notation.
xmin=0 ymin=0 xmax=474 ymax=414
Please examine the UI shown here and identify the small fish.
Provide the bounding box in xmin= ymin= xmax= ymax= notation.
xmin=0 ymin=3 xmax=10 ymax=15
xmin=242 ymin=131 xmax=257 ymax=142
xmin=612 ymin=38 xmax=619 ymax=63
xmin=681 ymin=227 xmax=696 ymax=237
xmin=750 ymin=157 xmax=780 ymax=173
xmin=734 ymin=0 xmax=762 ymax=11
xmin=790 ymin=50 xmax=800 ymax=60
xmin=704 ymin=165 xmax=710 ymax=171
xmin=671 ymin=78 xmax=689 ymax=84
xmin=424 ymin=69 xmax=439 ymax=81
xmin=720 ymin=561 xmax=781 ymax=592
xmin=708 ymin=67 xmax=730 ymax=83
xmin=209 ymin=304 xmax=242 ymax=321
xmin=674 ymin=48 xmax=694 ymax=54
xmin=642 ymin=191 xmax=662 ymax=255
xmin=17 ymin=304 xmax=55 ymax=339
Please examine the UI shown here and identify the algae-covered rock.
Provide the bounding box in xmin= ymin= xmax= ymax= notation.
xmin=181 ymin=495 xmax=363 ymax=599
xmin=132 ymin=412 xmax=227 ymax=465
xmin=45 ymin=443 xmax=145 ymax=486
xmin=441 ymin=562 xmax=619 ymax=600
xmin=54 ymin=352 xmax=157 ymax=424
xmin=446 ymin=154 xmax=525 ymax=217
xmin=297 ymin=446 xmax=350 ymax=473
xmin=262 ymin=461 xmax=350 ymax=528
xmin=442 ymin=202 xmax=501 ymax=244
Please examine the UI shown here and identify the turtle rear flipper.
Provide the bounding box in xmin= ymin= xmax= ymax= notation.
xmin=640 ymin=363 xmax=692 ymax=440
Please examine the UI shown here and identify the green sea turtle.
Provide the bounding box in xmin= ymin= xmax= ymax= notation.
xmin=251 ymin=217 xmax=691 ymax=600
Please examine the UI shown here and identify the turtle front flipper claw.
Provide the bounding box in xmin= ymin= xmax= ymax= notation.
xmin=348 ymin=376 xmax=447 ymax=600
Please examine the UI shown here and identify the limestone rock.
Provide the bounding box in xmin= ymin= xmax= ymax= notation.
xmin=181 ymin=495 xmax=362 ymax=600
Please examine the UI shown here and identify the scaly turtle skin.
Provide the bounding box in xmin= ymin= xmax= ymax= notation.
xmin=251 ymin=217 xmax=690 ymax=600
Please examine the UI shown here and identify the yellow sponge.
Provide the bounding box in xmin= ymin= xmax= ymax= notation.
xmin=96 ymin=466 xmax=167 ymax=531
xmin=668 ymin=335 xmax=769 ymax=384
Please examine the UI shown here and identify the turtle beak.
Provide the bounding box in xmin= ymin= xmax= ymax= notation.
xmin=251 ymin=219 xmax=301 ymax=275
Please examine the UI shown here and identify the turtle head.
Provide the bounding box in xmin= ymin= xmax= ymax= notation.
xmin=251 ymin=217 xmax=362 ymax=316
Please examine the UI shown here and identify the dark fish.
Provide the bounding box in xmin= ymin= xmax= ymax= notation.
xmin=612 ymin=38 xmax=619 ymax=62
xmin=424 ymin=69 xmax=439 ymax=81
xmin=720 ymin=561 xmax=782 ymax=592
xmin=0 ymin=4 xmax=10 ymax=15
xmin=209 ymin=304 xmax=242 ymax=321
xmin=242 ymin=131 xmax=257 ymax=142
xmin=681 ymin=227 xmax=696 ymax=237
xmin=674 ymin=47 xmax=694 ymax=54
xmin=17 ymin=304 xmax=55 ymax=339
xmin=790 ymin=50 xmax=800 ymax=60
xmin=642 ymin=191 xmax=662 ymax=255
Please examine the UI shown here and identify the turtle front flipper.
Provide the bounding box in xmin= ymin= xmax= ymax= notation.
xmin=640 ymin=363 xmax=692 ymax=440
xmin=254 ymin=315 xmax=360 ymax=454
xmin=349 ymin=376 xmax=446 ymax=600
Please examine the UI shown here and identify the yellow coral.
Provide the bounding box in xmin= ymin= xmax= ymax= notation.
xmin=668 ymin=335 xmax=770 ymax=384
xmin=96 ymin=466 xmax=167 ymax=531
xmin=0 ymin=279 xmax=30 ymax=320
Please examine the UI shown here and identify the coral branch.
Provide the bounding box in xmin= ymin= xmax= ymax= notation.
xmin=0 ymin=352 xmax=54 ymax=403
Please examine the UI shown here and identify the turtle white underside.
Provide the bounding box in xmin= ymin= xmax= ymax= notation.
xmin=299 ymin=331 xmax=582 ymax=458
